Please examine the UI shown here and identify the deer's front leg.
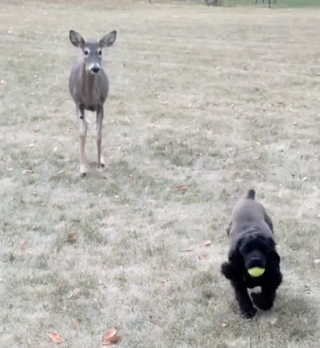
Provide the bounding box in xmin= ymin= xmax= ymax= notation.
xmin=96 ymin=105 xmax=105 ymax=171
xmin=78 ymin=105 xmax=88 ymax=176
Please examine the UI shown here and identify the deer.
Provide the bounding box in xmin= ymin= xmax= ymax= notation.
xmin=256 ymin=0 xmax=276 ymax=7
xmin=68 ymin=29 xmax=117 ymax=176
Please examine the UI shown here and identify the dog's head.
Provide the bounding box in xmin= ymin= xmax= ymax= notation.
xmin=238 ymin=233 xmax=280 ymax=272
xmin=221 ymin=233 xmax=280 ymax=280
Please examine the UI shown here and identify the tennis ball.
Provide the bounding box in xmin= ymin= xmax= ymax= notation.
xmin=248 ymin=267 xmax=265 ymax=277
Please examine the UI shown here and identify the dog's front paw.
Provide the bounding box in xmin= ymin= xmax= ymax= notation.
xmin=251 ymin=292 xmax=274 ymax=311
xmin=241 ymin=307 xmax=257 ymax=319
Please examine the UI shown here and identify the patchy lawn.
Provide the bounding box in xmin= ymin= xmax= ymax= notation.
xmin=0 ymin=1 xmax=320 ymax=347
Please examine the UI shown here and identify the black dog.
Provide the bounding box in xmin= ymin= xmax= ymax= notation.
xmin=221 ymin=189 xmax=283 ymax=319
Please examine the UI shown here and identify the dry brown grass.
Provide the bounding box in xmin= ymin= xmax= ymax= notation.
xmin=1 ymin=1 xmax=320 ymax=347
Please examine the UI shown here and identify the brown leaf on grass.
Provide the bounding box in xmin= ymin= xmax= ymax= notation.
xmin=68 ymin=288 xmax=80 ymax=299
xmin=199 ymin=253 xmax=208 ymax=260
xmin=176 ymin=185 xmax=188 ymax=192
xmin=104 ymin=328 xmax=117 ymax=339
xmin=50 ymin=171 xmax=65 ymax=180
xmin=67 ymin=233 xmax=77 ymax=242
xmin=48 ymin=332 xmax=63 ymax=344
xmin=180 ymin=248 xmax=194 ymax=252
xmin=102 ymin=328 xmax=121 ymax=346
xmin=22 ymin=169 xmax=33 ymax=174
xmin=159 ymin=279 xmax=166 ymax=286
xmin=270 ymin=318 xmax=278 ymax=325
xmin=72 ymin=322 xmax=79 ymax=330
xmin=103 ymin=335 xmax=121 ymax=345
xmin=203 ymin=240 xmax=212 ymax=247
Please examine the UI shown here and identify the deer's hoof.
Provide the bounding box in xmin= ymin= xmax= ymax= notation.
xmin=80 ymin=165 xmax=88 ymax=176
xmin=96 ymin=164 xmax=105 ymax=173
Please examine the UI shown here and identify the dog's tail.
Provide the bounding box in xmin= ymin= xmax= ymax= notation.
xmin=246 ymin=189 xmax=256 ymax=200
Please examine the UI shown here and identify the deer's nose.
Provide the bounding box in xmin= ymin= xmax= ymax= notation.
xmin=91 ymin=65 xmax=100 ymax=74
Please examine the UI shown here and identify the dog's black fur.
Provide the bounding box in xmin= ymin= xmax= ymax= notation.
xmin=221 ymin=189 xmax=283 ymax=319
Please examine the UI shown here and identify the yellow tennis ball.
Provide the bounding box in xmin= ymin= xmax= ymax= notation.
xmin=248 ymin=267 xmax=265 ymax=277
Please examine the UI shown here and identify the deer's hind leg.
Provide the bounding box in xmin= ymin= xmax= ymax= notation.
xmin=96 ymin=105 xmax=105 ymax=171
xmin=77 ymin=105 xmax=89 ymax=176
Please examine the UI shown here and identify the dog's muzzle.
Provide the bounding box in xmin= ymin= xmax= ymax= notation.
xmin=246 ymin=256 xmax=266 ymax=270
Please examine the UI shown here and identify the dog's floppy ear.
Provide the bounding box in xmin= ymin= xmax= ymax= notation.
xmin=228 ymin=243 xmax=241 ymax=262
xmin=221 ymin=241 xmax=243 ymax=280
xmin=263 ymin=236 xmax=281 ymax=266
xmin=268 ymin=248 xmax=281 ymax=266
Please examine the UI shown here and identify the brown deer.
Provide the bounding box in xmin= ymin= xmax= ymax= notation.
xmin=68 ymin=29 xmax=117 ymax=176
xmin=256 ymin=0 xmax=276 ymax=8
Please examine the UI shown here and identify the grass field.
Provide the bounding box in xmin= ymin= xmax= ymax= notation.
xmin=222 ymin=0 xmax=320 ymax=7
xmin=1 ymin=0 xmax=320 ymax=347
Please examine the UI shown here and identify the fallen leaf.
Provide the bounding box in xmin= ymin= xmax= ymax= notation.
xmin=104 ymin=328 xmax=117 ymax=340
xmin=29 ymin=143 xmax=35 ymax=148
xmin=22 ymin=169 xmax=33 ymax=174
xmin=301 ymin=176 xmax=308 ymax=182
xmin=72 ymin=322 xmax=79 ymax=330
xmin=199 ymin=253 xmax=208 ymax=260
xmin=176 ymin=185 xmax=188 ymax=192
xmin=270 ymin=318 xmax=278 ymax=325
xmin=204 ymin=240 xmax=212 ymax=247
xmin=180 ymin=248 xmax=194 ymax=252
xmin=67 ymin=233 xmax=77 ymax=242
xmin=50 ymin=171 xmax=65 ymax=180
xmin=103 ymin=328 xmax=121 ymax=346
xmin=68 ymin=288 xmax=80 ymax=299
xmin=103 ymin=336 xmax=121 ymax=345
xmin=48 ymin=332 xmax=63 ymax=344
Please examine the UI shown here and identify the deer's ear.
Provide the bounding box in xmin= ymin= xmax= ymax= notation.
xmin=99 ymin=30 xmax=117 ymax=48
xmin=69 ymin=30 xmax=86 ymax=48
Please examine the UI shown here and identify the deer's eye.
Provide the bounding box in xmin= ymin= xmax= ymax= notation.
xmin=84 ymin=48 xmax=90 ymax=56
xmin=97 ymin=49 xmax=102 ymax=57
